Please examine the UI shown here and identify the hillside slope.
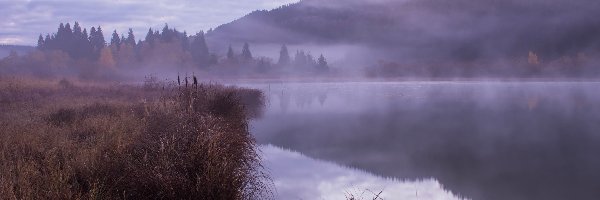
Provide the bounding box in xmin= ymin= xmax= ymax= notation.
xmin=207 ymin=0 xmax=600 ymax=61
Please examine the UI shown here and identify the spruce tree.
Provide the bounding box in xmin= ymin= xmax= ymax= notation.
xmin=227 ymin=45 xmax=235 ymax=60
xmin=182 ymin=31 xmax=190 ymax=51
xmin=294 ymin=50 xmax=307 ymax=67
xmin=73 ymin=22 xmax=82 ymax=37
xmin=37 ymin=34 xmax=45 ymax=50
xmin=126 ymin=28 xmax=136 ymax=46
xmin=306 ymin=53 xmax=316 ymax=67
xmin=82 ymin=28 xmax=91 ymax=57
xmin=242 ymin=42 xmax=252 ymax=61
xmin=44 ymin=34 xmax=52 ymax=50
xmin=161 ymin=24 xmax=172 ymax=42
xmin=190 ymin=31 xmax=210 ymax=67
xmin=57 ymin=23 xmax=65 ymax=43
xmin=89 ymin=26 xmax=106 ymax=59
xmin=89 ymin=27 xmax=97 ymax=46
xmin=278 ymin=44 xmax=290 ymax=66
xmin=64 ymin=23 xmax=73 ymax=54
xmin=318 ymin=54 xmax=329 ymax=72
xmin=121 ymin=35 xmax=126 ymax=45
xmin=146 ymin=28 xmax=155 ymax=47
xmin=111 ymin=30 xmax=121 ymax=49
xmin=96 ymin=26 xmax=106 ymax=48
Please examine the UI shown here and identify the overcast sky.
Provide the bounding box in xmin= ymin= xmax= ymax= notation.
xmin=0 ymin=0 xmax=299 ymax=45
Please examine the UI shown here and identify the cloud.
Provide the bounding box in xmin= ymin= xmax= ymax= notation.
xmin=260 ymin=145 xmax=463 ymax=200
xmin=0 ymin=0 xmax=299 ymax=45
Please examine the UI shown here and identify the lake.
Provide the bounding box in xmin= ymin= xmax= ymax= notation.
xmin=233 ymin=81 xmax=600 ymax=200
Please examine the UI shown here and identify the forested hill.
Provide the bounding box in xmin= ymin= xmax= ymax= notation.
xmin=207 ymin=0 xmax=600 ymax=61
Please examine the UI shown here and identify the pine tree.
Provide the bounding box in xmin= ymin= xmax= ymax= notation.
xmin=227 ymin=45 xmax=235 ymax=60
xmin=55 ymin=23 xmax=66 ymax=51
xmin=71 ymin=22 xmax=85 ymax=59
xmin=121 ymin=35 xmax=126 ymax=45
xmin=89 ymin=26 xmax=106 ymax=59
xmin=318 ymin=54 xmax=329 ymax=72
xmin=306 ymin=53 xmax=316 ymax=67
xmin=82 ymin=28 xmax=91 ymax=56
xmin=190 ymin=31 xmax=210 ymax=67
xmin=161 ymin=24 xmax=173 ymax=42
xmin=111 ymin=30 xmax=121 ymax=49
xmin=294 ymin=50 xmax=307 ymax=67
xmin=73 ymin=22 xmax=82 ymax=37
xmin=56 ymin=23 xmax=65 ymax=43
xmin=145 ymin=28 xmax=155 ymax=47
xmin=64 ymin=23 xmax=73 ymax=55
xmin=182 ymin=31 xmax=190 ymax=51
xmin=89 ymin=27 xmax=96 ymax=40
xmin=278 ymin=44 xmax=290 ymax=66
xmin=37 ymin=34 xmax=45 ymax=50
xmin=64 ymin=23 xmax=73 ymax=39
xmin=242 ymin=42 xmax=253 ymax=61
xmin=96 ymin=26 xmax=106 ymax=48
xmin=126 ymin=28 xmax=135 ymax=46
xmin=82 ymin=28 xmax=88 ymax=41
xmin=44 ymin=34 xmax=52 ymax=50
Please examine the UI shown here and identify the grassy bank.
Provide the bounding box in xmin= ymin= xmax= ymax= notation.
xmin=0 ymin=77 xmax=269 ymax=199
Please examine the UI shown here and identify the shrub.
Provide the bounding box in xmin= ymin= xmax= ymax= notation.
xmin=0 ymin=78 xmax=270 ymax=200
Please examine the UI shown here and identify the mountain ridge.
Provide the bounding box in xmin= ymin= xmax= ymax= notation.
xmin=207 ymin=0 xmax=600 ymax=62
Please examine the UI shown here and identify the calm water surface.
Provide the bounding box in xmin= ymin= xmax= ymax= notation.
xmin=234 ymin=81 xmax=600 ymax=200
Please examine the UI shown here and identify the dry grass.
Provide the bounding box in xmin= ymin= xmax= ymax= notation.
xmin=345 ymin=189 xmax=383 ymax=200
xmin=0 ymin=77 xmax=270 ymax=199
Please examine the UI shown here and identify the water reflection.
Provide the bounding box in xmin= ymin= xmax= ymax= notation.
xmin=260 ymin=145 xmax=461 ymax=200
xmin=243 ymin=81 xmax=600 ymax=200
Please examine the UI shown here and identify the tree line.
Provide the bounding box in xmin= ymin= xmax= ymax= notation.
xmin=36 ymin=22 xmax=213 ymax=68
xmin=21 ymin=22 xmax=330 ymax=78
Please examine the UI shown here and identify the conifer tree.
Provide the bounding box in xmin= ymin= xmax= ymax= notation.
xmin=306 ymin=53 xmax=316 ymax=67
xmin=64 ymin=23 xmax=73 ymax=54
xmin=190 ymin=31 xmax=210 ymax=67
xmin=182 ymin=31 xmax=190 ymax=51
xmin=126 ymin=28 xmax=135 ymax=46
xmin=121 ymin=35 xmax=126 ymax=45
xmin=44 ymin=34 xmax=52 ymax=50
xmin=73 ymin=22 xmax=82 ymax=37
xmin=111 ymin=30 xmax=121 ymax=49
xmin=89 ymin=27 xmax=97 ymax=48
xmin=82 ymin=28 xmax=88 ymax=41
xmin=96 ymin=26 xmax=106 ymax=48
xmin=37 ymin=34 xmax=45 ymax=50
xmin=56 ymin=23 xmax=65 ymax=45
xmin=146 ymin=28 xmax=155 ymax=47
xmin=278 ymin=44 xmax=290 ymax=66
xmin=161 ymin=24 xmax=173 ymax=42
xmin=318 ymin=54 xmax=329 ymax=72
xmin=227 ymin=45 xmax=235 ymax=60
xmin=82 ymin=28 xmax=90 ymax=55
xmin=242 ymin=42 xmax=253 ymax=61
xmin=89 ymin=26 xmax=106 ymax=59
xmin=294 ymin=50 xmax=307 ymax=67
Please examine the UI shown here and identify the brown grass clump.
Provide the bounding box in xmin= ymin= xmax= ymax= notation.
xmin=0 ymin=77 xmax=270 ymax=199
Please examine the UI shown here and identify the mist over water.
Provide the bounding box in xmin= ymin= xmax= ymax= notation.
xmin=236 ymin=81 xmax=600 ymax=200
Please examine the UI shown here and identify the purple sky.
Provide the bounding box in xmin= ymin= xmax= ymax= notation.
xmin=0 ymin=0 xmax=299 ymax=45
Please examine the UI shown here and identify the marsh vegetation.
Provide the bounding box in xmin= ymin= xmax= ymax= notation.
xmin=0 ymin=77 xmax=269 ymax=199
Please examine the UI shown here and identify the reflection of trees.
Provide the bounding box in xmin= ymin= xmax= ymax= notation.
xmin=257 ymin=86 xmax=600 ymax=200
xmin=274 ymin=88 xmax=329 ymax=112
xmin=278 ymin=91 xmax=291 ymax=113
xmin=294 ymin=93 xmax=313 ymax=108
xmin=317 ymin=91 xmax=328 ymax=106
